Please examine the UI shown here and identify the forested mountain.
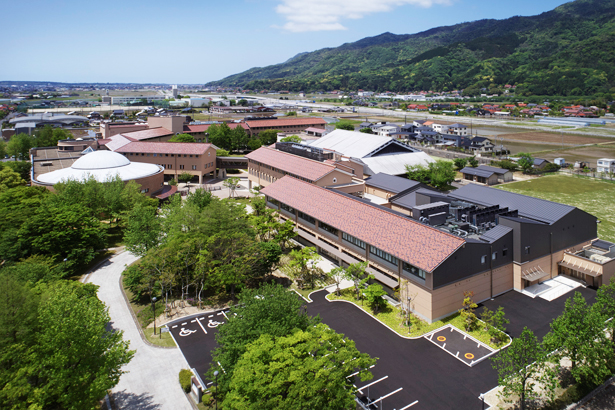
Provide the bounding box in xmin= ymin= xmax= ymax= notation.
xmin=208 ymin=0 xmax=615 ymax=96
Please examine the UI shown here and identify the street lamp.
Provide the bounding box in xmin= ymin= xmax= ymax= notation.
xmin=407 ymin=297 xmax=412 ymax=328
xmin=151 ymin=296 xmax=157 ymax=335
xmin=213 ymin=370 xmax=219 ymax=410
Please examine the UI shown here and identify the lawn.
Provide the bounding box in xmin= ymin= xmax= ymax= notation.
xmin=497 ymin=174 xmax=615 ymax=242
xmin=143 ymin=327 xmax=176 ymax=348
xmin=327 ymin=289 xmax=507 ymax=349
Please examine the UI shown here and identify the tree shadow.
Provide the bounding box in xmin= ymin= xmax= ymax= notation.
xmin=112 ymin=390 xmax=160 ymax=410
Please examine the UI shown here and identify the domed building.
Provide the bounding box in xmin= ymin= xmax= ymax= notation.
xmin=32 ymin=150 xmax=164 ymax=196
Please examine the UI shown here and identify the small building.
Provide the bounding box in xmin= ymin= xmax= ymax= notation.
xmin=461 ymin=165 xmax=513 ymax=186
xmin=597 ymin=158 xmax=615 ymax=174
xmin=533 ymin=158 xmax=550 ymax=169
xmin=554 ymin=158 xmax=566 ymax=167
xmin=364 ymin=173 xmax=423 ymax=200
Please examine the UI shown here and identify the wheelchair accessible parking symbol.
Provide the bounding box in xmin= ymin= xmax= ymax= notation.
xmin=179 ymin=328 xmax=197 ymax=337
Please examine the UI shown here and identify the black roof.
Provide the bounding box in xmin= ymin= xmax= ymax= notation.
xmin=365 ymin=173 xmax=421 ymax=194
xmin=449 ymin=184 xmax=575 ymax=224
xmin=592 ymin=239 xmax=615 ymax=251
xmin=460 ymin=167 xmax=495 ymax=178
xmin=479 ymin=225 xmax=513 ymax=243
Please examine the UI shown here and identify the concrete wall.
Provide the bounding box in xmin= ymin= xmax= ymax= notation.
xmin=247 ymin=160 xmax=353 ymax=188
xmin=147 ymin=116 xmax=187 ymax=133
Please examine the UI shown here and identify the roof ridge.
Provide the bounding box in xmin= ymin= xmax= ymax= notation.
xmin=259 ymin=146 xmax=335 ymax=169
xmin=284 ymin=175 xmax=464 ymax=243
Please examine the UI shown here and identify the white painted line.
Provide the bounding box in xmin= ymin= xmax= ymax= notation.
xmin=196 ymin=317 xmax=208 ymax=334
xmin=370 ymin=388 xmax=403 ymax=405
xmin=456 ymin=351 xmax=459 ymax=357
xmin=208 ymin=315 xmax=214 ymax=318
xmin=217 ymin=312 xmax=223 ymax=316
xmin=450 ymin=327 xmax=454 ymax=332
xmin=464 ymin=335 xmax=467 ymax=340
xmin=398 ymin=400 xmax=419 ymax=409
xmin=222 ymin=310 xmax=229 ymax=320
xmin=172 ymin=325 xmax=178 ymax=328
xmin=357 ymin=376 xmax=388 ymax=394
xmin=207 ymin=382 xmax=213 ymax=386
xmin=191 ymin=320 xmax=196 ymax=323
xmin=199 ymin=317 xmax=205 ymax=321
xmin=181 ymin=322 xmax=187 ymax=325
xmin=477 ymin=343 xmax=480 ymax=348
xmin=442 ymin=343 xmax=446 ymax=349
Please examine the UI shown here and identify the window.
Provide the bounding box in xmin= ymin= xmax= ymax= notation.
xmin=342 ymin=232 xmax=365 ymax=249
xmin=319 ymin=221 xmax=338 ymax=236
xmin=492 ymin=252 xmax=497 ymax=260
xmin=192 ymin=165 xmax=197 ymax=170
xmin=180 ymin=165 xmax=184 ymax=170
xmin=280 ymin=202 xmax=296 ymax=214
xmin=403 ymin=262 xmax=426 ymax=279
xmin=503 ymin=248 xmax=508 ymax=256
xmin=298 ymin=211 xmax=315 ymax=225
xmin=165 ymin=154 xmax=169 ymax=157
xmin=525 ymin=246 xmax=530 ymax=255
xmin=370 ymin=246 xmax=398 ymax=265
xmin=153 ymin=153 xmax=157 ymax=157
xmin=481 ymin=255 xmax=487 ymax=264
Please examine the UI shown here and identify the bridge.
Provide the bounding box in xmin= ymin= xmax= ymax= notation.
xmin=216 ymin=156 xmax=248 ymax=169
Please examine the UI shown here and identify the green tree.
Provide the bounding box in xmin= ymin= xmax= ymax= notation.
xmin=364 ymin=283 xmax=387 ymax=313
xmin=280 ymin=135 xmax=302 ymax=143
xmin=258 ymin=129 xmax=279 ymax=146
xmin=0 ymin=255 xmax=64 ymax=284
xmin=335 ymin=121 xmax=355 ymax=131
xmin=453 ymin=157 xmax=468 ymax=170
xmin=209 ymin=123 xmax=233 ymax=151
xmin=210 ymin=283 xmax=319 ymax=398
xmin=517 ymin=152 xmax=534 ymax=173
xmin=285 ymin=111 xmax=297 ymax=116
xmin=459 ymin=291 xmax=478 ymax=331
xmin=282 ymin=246 xmax=323 ymax=289
xmin=35 ymin=281 xmax=134 ymax=409
xmin=405 ymin=164 xmax=430 ymax=184
xmin=491 ymin=327 xmax=554 ymax=410
xmin=224 ymin=323 xmax=376 ymax=410
xmin=359 ymin=127 xmax=373 ymax=134
xmin=467 ymin=156 xmax=479 ymax=167
xmin=0 ymin=167 xmax=26 ymax=191
xmin=341 ymin=261 xmax=369 ymax=300
xmin=230 ymin=125 xmax=249 ymax=152
xmin=247 ymin=138 xmax=262 ymax=150
xmin=168 ymin=133 xmax=196 ymax=143
xmin=544 ymin=291 xmax=613 ymax=385
xmin=0 ymin=140 xmax=6 ymax=158
xmin=0 ymin=271 xmax=39 ymax=349
xmin=124 ymin=203 xmax=162 ymax=257
xmin=178 ymin=172 xmax=193 ymax=184
xmin=186 ymin=188 xmax=213 ymax=211
xmin=216 ymin=149 xmax=230 ymax=157
xmin=594 ymin=278 xmax=615 ymax=343
xmin=428 ymin=160 xmax=456 ymax=189
xmin=7 ymin=133 xmax=34 ymax=160
xmin=223 ymin=176 xmax=241 ymax=198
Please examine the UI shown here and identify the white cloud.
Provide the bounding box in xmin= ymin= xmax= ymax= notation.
xmin=275 ymin=0 xmax=451 ymax=32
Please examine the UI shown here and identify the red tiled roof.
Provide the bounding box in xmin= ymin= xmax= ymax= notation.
xmin=120 ymin=127 xmax=173 ymax=140
xmin=97 ymin=139 xmax=112 ymax=145
xmin=184 ymin=123 xmax=249 ymax=133
xmin=115 ymin=141 xmax=213 ymax=155
xmin=261 ymin=176 xmax=464 ymax=272
xmin=246 ymin=147 xmax=336 ymax=182
xmin=246 ymin=118 xmax=327 ymax=128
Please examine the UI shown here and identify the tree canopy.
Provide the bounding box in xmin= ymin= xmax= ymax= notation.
xmin=168 ymin=133 xmax=196 ymax=143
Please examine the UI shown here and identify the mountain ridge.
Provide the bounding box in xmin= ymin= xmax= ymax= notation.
xmin=207 ymin=0 xmax=615 ymax=97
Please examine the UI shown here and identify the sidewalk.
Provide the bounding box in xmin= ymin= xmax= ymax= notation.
xmin=87 ymin=251 xmax=192 ymax=410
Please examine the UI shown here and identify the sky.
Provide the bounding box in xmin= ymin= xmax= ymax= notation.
xmin=1 ymin=0 xmax=574 ymax=84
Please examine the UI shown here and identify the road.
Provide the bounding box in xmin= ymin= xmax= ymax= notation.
xmin=87 ymin=251 xmax=192 ymax=410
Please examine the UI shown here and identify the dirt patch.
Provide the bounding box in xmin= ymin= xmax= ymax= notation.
xmin=498 ymin=132 xmax=608 ymax=145
xmin=540 ymin=145 xmax=615 ymax=164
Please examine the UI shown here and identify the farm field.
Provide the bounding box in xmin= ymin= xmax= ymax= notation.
xmin=497 ymin=174 xmax=615 ymax=243
xmin=497 ymin=131 xmax=609 ymax=145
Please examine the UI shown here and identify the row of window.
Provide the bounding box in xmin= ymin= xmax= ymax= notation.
xmin=125 ymin=152 xmax=202 ymax=158
xmin=403 ymin=262 xmax=426 ymax=279
xmin=248 ymin=161 xmax=313 ymax=183
xmin=319 ymin=221 xmax=338 ymax=236
xmin=369 ymin=245 xmax=398 ymax=266
xmin=480 ymin=248 xmax=508 ymax=264
xmin=178 ymin=165 xmax=198 ymax=170
xmin=342 ymin=232 xmax=366 ymax=250
xmin=298 ymin=211 xmax=315 ymax=225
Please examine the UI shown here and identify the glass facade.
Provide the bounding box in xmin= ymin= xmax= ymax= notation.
xmin=280 ymin=202 xmax=296 ymax=214
xmin=298 ymin=211 xmax=315 ymax=225
xmin=319 ymin=221 xmax=338 ymax=236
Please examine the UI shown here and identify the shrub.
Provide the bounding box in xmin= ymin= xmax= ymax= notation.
xmin=179 ymin=369 xmax=192 ymax=393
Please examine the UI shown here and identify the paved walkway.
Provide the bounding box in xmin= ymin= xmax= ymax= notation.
xmin=87 ymin=251 xmax=191 ymax=410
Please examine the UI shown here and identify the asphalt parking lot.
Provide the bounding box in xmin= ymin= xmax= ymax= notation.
xmin=167 ymin=309 xmax=229 ymax=385
xmin=166 ymin=283 xmax=594 ymax=409
xmin=426 ymin=326 xmax=494 ymax=366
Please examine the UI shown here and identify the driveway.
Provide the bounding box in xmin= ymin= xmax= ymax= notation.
xmin=87 ymin=251 xmax=191 ymax=410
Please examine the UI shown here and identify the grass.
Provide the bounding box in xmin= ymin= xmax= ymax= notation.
xmin=327 ymin=288 xmax=506 ymax=349
xmin=143 ymin=327 xmax=176 ymax=348
xmin=291 ymin=284 xmax=324 ymax=300
xmin=497 ymin=174 xmax=615 ymax=242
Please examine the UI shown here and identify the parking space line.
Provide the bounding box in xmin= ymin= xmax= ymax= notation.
xmin=191 ymin=320 xmax=196 ymax=323
xmin=198 ymin=317 xmax=205 ymax=321
xmin=398 ymin=400 xmax=419 ymax=409
xmin=370 ymin=388 xmax=402 ymax=405
xmin=221 ymin=310 xmax=229 ymax=320
xmin=196 ymin=318 xmax=208 ymax=334
xmin=181 ymin=322 xmax=187 ymax=325
xmin=357 ymin=376 xmax=388 ymax=394
xmin=172 ymin=325 xmax=177 ymax=328
xmin=208 ymin=315 xmax=214 ymax=318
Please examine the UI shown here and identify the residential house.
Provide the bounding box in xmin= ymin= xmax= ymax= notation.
xmin=597 ymin=158 xmax=615 ymax=174
xmin=460 ymin=165 xmax=513 ymax=186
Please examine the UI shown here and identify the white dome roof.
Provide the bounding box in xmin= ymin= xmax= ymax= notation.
xmin=72 ymin=150 xmax=130 ymax=170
